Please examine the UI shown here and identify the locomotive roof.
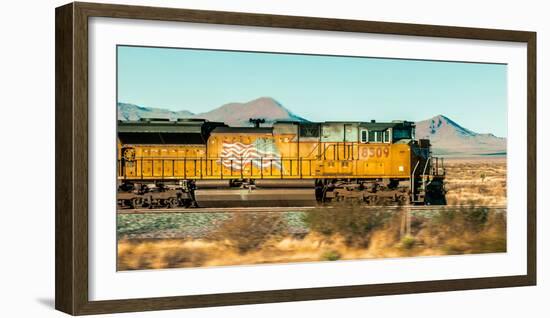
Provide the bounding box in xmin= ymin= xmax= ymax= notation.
xmin=359 ymin=121 xmax=413 ymax=131
xmin=211 ymin=127 xmax=273 ymax=134
xmin=118 ymin=119 xmax=225 ymax=134
xmin=118 ymin=119 xmax=226 ymax=145
xmin=117 ymin=120 xmax=413 ymax=135
xmin=275 ymin=120 xmax=414 ymax=130
xmin=208 ymin=121 xmax=413 ymax=133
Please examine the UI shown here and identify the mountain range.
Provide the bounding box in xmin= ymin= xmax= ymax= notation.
xmin=118 ymin=97 xmax=506 ymax=157
xmin=118 ymin=97 xmax=307 ymax=126
xmin=118 ymin=102 xmax=194 ymax=121
xmin=415 ymin=115 xmax=506 ymax=156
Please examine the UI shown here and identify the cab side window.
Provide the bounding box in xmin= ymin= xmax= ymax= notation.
xmin=361 ymin=128 xmax=391 ymax=143
xmin=360 ymin=129 xmax=368 ymax=143
xmin=368 ymin=131 xmax=376 ymax=142
xmin=369 ymin=130 xmax=389 ymax=143
xmin=383 ymin=129 xmax=391 ymax=143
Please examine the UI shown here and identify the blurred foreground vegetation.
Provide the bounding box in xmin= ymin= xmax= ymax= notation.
xmin=117 ymin=204 xmax=506 ymax=270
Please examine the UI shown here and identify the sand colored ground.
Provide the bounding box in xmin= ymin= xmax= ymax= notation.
xmin=443 ymin=157 xmax=506 ymax=206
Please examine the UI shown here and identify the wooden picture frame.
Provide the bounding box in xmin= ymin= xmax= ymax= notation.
xmin=55 ymin=2 xmax=536 ymax=315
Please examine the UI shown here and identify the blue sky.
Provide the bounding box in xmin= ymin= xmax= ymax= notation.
xmin=117 ymin=45 xmax=508 ymax=137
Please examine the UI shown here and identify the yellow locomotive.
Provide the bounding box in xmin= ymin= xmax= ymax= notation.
xmin=117 ymin=118 xmax=446 ymax=208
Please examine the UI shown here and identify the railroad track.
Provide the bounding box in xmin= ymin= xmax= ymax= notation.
xmin=117 ymin=205 xmax=507 ymax=214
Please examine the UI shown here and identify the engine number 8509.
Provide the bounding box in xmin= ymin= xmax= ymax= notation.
xmin=360 ymin=146 xmax=390 ymax=159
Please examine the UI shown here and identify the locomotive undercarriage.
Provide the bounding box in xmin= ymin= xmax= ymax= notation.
xmin=117 ymin=177 xmax=444 ymax=209
xmin=322 ymin=179 xmax=411 ymax=206
xmin=117 ymin=183 xmax=194 ymax=209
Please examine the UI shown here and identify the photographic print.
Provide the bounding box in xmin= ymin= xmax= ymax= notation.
xmin=116 ymin=45 xmax=507 ymax=271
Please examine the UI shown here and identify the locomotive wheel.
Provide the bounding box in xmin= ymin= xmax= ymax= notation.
xmin=168 ymin=198 xmax=179 ymax=208
xmin=130 ymin=198 xmax=139 ymax=209
xmin=397 ymin=195 xmax=410 ymax=206
xmin=141 ymin=196 xmax=152 ymax=209
xmin=364 ymin=195 xmax=379 ymax=206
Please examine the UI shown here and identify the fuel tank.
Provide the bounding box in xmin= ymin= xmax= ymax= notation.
xmin=194 ymin=179 xmax=317 ymax=208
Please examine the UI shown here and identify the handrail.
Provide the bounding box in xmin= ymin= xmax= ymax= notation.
xmin=429 ymin=156 xmax=446 ymax=176
xmin=421 ymin=157 xmax=431 ymax=198
xmin=422 ymin=156 xmax=431 ymax=176
xmin=120 ymin=156 xmax=433 ymax=181
xmin=120 ymin=157 xmax=317 ymax=179
xmin=411 ymin=160 xmax=420 ymax=202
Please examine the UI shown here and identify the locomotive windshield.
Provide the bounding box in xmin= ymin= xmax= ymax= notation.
xmin=367 ymin=130 xmax=390 ymax=143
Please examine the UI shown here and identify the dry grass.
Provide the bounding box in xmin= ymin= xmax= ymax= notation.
xmin=117 ymin=234 xmax=408 ymax=270
xmin=118 ymin=207 xmax=506 ymax=270
xmin=209 ymin=213 xmax=288 ymax=253
xmin=443 ymin=157 xmax=506 ymax=206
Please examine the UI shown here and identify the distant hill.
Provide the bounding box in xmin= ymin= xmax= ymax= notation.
xmin=415 ymin=114 xmax=506 ymax=156
xmin=118 ymin=97 xmax=308 ymax=126
xmin=193 ymin=97 xmax=308 ymax=126
xmin=117 ymin=102 xmax=194 ymax=121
